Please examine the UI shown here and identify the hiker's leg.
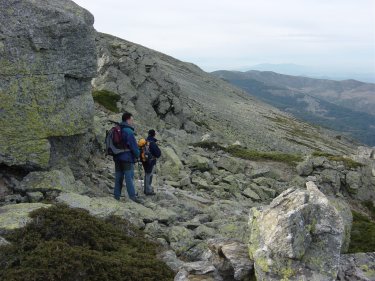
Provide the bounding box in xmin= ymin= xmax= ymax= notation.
xmin=114 ymin=161 xmax=123 ymax=200
xmin=142 ymin=163 xmax=147 ymax=194
xmin=146 ymin=165 xmax=155 ymax=193
xmin=144 ymin=172 xmax=152 ymax=194
xmin=124 ymin=163 xmax=136 ymax=199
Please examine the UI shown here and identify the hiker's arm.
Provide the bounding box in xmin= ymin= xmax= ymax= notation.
xmin=128 ymin=133 xmax=140 ymax=158
xmin=150 ymin=142 xmax=161 ymax=158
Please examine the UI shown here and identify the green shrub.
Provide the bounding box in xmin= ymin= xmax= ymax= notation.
xmin=0 ymin=205 xmax=174 ymax=281
xmin=363 ymin=201 xmax=375 ymax=220
xmin=348 ymin=211 xmax=375 ymax=253
xmin=191 ymin=141 xmax=226 ymax=151
xmin=226 ymin=145 xmax=302 ymax=166
xmin=92 ymin=90 xmax=121 ymax=113
xmin=192 ymin=141 xmax=302 ymax=166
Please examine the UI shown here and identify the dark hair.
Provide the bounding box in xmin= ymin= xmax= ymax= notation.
xmin=122 ymin=112 xmax=133 ymax=122
xmin=148 ymin=129 xmax=156 ymax=137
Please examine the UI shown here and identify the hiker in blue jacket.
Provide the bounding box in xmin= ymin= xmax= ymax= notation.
xmin=142 ymin=129 xmax=161 ymax=195
xmin=113 ymin=112 xmax=141 ymax=203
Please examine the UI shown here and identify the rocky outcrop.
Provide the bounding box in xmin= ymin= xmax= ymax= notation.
xmin=0 ymin=0 xmax=97 ymax=170
xmin=93 ymin=33 xmax=188 ymax=132
xmin=297 ymin=153 xmax=375 ymax=201
xmin=248 ymin=182 xmax=347 ymax=281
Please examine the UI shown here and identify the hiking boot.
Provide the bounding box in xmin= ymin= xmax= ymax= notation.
xmin=131 ymin=197 xmax=143 ymax=204
xmin=145 ymin=191 xmax=156 ymax=196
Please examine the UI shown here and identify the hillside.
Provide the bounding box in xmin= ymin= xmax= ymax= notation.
xmin=92 ymin=33 xmax=357 ymax=156
xmin=212 ymin=70 xmax=375 ymax=146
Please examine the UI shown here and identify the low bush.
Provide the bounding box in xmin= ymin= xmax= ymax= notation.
xmin=192 ymin=141 xmax=302 ymax=166
xmin=0 ymin=205 xmax=174 ymax=281
xmin=348 ymin=211 xmax=375 ymax=253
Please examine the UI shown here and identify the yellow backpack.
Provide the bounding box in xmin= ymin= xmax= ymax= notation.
xmin=138 ymin=138 xmax=152 ymax=162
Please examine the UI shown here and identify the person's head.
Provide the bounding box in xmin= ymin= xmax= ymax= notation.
xmin=122 ymin=112 xmax=134 ymax=125
xmin=148 ymin=129 xmax=156 ymax=137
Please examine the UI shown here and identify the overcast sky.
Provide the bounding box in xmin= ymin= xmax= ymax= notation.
xmin=74 ymin=0 xmax=375 ymax=75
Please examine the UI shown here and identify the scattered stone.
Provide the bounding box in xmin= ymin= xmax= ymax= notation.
xmin=159 ymin=250 xmax=184 ymax=272
xmin=194 ymin=225 xmax=217 ymax=240
xmin=167 ymin=226 xmax=196 ymax=256
xmin=296 ymin=158 xmax=314 ymax=176
xmin=242 ymin=188 xmax=260 ymax=201
xmin=183 ymin=261 xmax=216 ymax=275
xmin=187 ymin=155 xmax=212 ymax=172
xmin=4 ymin=194 xmax=25 ymax=204
xmin=346 ymin=171 xmax=361 ymax=194
xmin=208 ymin=238 xmax=254 ymax=281
xmin=249 ymin=168 xmax=272 ymax=179
xmin=180 ymin=176 xmax=192 ymax=187
xmin=26 ymin=191 xmax=44 ymax=202
xmin=216 ymin=156 xmax=244 ymax=174
xmin=144 ymin=221 xmax=167 ymax=239
xmin=182 ymin=242 xmax=213 ymax=262
xmin=165 ymin=180 xmax=181 ymax=188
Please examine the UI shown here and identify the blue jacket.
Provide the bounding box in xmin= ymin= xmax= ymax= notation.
xmin=114 ymin=122 xmax=140 ymax=163
xmin=142 ymin=136 xmax=161 ymax=172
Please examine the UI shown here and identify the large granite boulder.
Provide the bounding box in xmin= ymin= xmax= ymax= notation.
xmin=0 ymin=0 xmax=97 ymax=170
xmin=248 ymin=182 xmax=346 ymax=281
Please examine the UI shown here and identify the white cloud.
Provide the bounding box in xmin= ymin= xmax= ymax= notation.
xmin=74 ymin=0 xmax=375 ymax=73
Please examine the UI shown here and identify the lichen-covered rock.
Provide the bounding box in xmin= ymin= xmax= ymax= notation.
xmin=56 ymin=192 xmax=157 ymax=228
xmin=19 ymin=167 xmax=88 ymax=194
xmin=296 ymin=157 xmax=314 ymax=176
xmin=346 ymin=171 xmax=361 ymax=194
xmin=242 ymin=188 xmax=261 ymax=201
xmin=0 ymin=203 xmax=51 ymax=231
xmin=208 ymin=238 xmax=254 ymax=281
xmin=187 ymin=155 xmax=212 ymax=172
xmin=159 ymin=147 xmax=184 ymax=179
xmin=337 ymin=252 xmax=375 ymax=281
xmin=329 ymin=198 xmax=352 ymax=253
xmin=167 ymin=226 xmax=196 ymax=256
xmin=248 ymin=182 xmax=345 ymax=281
xmin=216 ymin=156 xmax=245 ymax=174
xmin=0 ymin=0 xmax=96 ymax=169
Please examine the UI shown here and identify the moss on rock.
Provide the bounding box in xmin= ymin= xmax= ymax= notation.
xmin=92 ymin=90 xmax=121 ymax=113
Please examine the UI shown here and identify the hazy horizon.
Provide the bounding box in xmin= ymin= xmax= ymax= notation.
xmin=74 ymin=0 xmax=375 ymax=81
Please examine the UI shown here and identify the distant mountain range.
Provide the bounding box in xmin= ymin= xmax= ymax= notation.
xmin=239 ymin=64 xmax=375 ymax=83
xmin=212 ymin=70 xmax=375 ymax=146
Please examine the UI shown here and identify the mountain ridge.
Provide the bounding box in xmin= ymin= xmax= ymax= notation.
xmin=212 ymin=69 xmax=375 ymax=146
